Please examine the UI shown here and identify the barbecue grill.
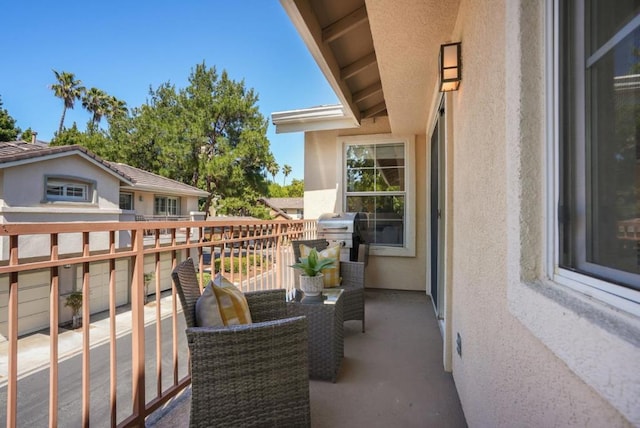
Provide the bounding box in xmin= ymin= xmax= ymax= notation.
xmin=317 ymin=212 xmax=367 ymax=262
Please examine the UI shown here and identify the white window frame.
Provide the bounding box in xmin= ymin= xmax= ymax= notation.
xmin=154 ymin=195 xmax=180 ymax=217
xmin=44 ymin=176 xmax=94 ymax=203
xmin=337 ymin=134 xmax=415 ymax=257
xmin=548 ymin=0 xmax=640 ymax=314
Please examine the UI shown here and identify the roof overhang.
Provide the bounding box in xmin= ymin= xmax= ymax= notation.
xmin=272 ymin=104 xmax=359 ymax=133
xmin=279 ymin=0 xmax=460 ymax=136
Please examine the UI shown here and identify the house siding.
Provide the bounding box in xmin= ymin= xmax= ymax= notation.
xmin=2 ymin=155 xmax=121 ymax=210
xmin=447 ymin=1 xmax=634 ymax=426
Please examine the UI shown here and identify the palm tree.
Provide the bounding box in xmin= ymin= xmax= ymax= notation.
xmin=50 ymin=70 xmax=85 ymax=135
xmin=267 ymin=161 xmax=279 ymax=183
xmin=105 ymin=96 xmax=128 ymax=123
xmin=282 ymin=164 xmax=292 ymax=186
xmin=82 ymin=87 xmax=109 ymax=128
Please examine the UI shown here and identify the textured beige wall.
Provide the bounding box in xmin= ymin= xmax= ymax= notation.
xmin=3 ymin=155 xmax=121 ymax=209
xmin=448 ymin=1 xmax=634 ymax=427
xmin=304 ymin=117 xmax=427 ymax=291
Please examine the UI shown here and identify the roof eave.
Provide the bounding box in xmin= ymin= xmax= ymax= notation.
xmin=271 ymin=104 xmax=359 ymax=134
xmin=279 ymin=0 xmax=361 ymax=126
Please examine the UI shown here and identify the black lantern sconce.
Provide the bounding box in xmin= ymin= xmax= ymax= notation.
xmin=439 ymin=42 xmax=461 ymax=92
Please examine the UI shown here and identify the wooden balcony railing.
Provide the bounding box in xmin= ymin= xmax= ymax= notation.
xmin=0 ymin=218 xmax=317 ymax=427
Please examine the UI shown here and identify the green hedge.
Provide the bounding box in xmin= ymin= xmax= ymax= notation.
xmin=214 ymin=255 xmax=263 ymax=274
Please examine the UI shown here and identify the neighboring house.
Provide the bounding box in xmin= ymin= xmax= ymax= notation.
xmin=0 ymin=141 xmax=208 ymax=335
xmin=113 ymin=162 xmax=209 ymax=221
xmin=258 ymin=197 xmax=304 ymax=219
xmin=273 ymin=1 xmax=640 ymax=427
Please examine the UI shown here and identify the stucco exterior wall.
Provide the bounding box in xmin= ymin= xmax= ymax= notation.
xmin=124 ymin=190 xmax=201 ymax=218
xmin=2 ymin=155 xmax=121 ymax=210
xmin=304 ymin=117 xmax=427 ymax=291
xmin=447 ymin=1 xmax=636 ymax=427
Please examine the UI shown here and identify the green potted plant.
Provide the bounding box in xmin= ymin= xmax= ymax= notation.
xmin=291 ymin=248 xmax=336 ymax=297
xmin=65 ymin=291 xmax=83 ymax=329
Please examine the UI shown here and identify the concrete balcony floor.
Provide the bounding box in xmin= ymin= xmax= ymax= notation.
xmin=146 ymin=289 xmax=467 ymax=427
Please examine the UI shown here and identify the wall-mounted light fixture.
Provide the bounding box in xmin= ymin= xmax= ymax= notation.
xmin=439 ymin=42 xmax=462 ymax=92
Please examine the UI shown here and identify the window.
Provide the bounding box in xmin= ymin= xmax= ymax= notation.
xmin=119 ymin=192 xmax=134 ymax=210
xmin=341 ymin=135 xmax=415 ymax=257
xmin=558 ymin=1 xmax=640 ymax=297
xmin=154 ymin=196 xmax=179 ymax=216
xmin=45 ymin=177 xmax=92 ymax=202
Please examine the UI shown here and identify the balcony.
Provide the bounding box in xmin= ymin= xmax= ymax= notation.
xmin=0 ymin=219 xmax=464 ymax=427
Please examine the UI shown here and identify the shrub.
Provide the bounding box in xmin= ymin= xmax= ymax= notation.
xmin=214 ymin=255 xmax=262 ymax=274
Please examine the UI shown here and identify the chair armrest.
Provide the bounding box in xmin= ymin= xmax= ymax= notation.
xmin=245 ymin=289 xmax=287 ymax=322
xmin=340 ymin=261 xmax=365 ymax=289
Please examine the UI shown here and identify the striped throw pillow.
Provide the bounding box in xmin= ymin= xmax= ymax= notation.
xmin=195 ymin=281 xmax=225 ymax=327
xmin=212 ymin=274 xmax=252 ymax=325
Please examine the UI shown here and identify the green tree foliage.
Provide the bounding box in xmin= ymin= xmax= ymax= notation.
xmin=267 ymin=160 xmax=279 ymax=183
xmin=287 ymin=178 xmax=304 ymax=197
xmin=130 ymin=62 xmax=275 ymax=216
xmin=0 ymin=96 xmax=21 ymax=142
xmin=50 ymin=123 xmax=95 ymax=147
xmin=19 ymin=128 xmax=34 ymax=142
xmin=268 ymin=178 xmax=304 ymax=198
xmin=50 ymin=70 xmax=85 ymax=135
xmin=82 ymin=87 xmax=110 ymax=129
xmin=47 ymin=62 xmax=276 ymax=218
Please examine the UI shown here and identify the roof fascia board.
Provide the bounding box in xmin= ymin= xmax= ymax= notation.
xmin=280 ymin=0 xmax=361 ymax=127
xmin=275 ymin=117 xmax=359 ymax=134
xmin=272 ymin=105 xmax=359 ymax=133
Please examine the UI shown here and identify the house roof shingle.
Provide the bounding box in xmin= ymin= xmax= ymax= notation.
xmin=114 ymin=163 xmax=209 ymax=197
xmin=261 ymin=197 xmax=304 ymax=210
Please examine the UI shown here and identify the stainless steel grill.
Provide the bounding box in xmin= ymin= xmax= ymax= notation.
xmin=317 ymin=212 xmax=367 ymax=261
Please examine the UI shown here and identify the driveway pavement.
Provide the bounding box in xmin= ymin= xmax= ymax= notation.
xmin=0 ymin=293 xmax=177 ymax=388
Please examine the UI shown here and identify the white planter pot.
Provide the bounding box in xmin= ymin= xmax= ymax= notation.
xmin=299 ymin=274 xmax=324 ymax=297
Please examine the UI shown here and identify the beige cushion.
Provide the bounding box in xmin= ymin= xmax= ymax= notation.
xmin=212 ymin=274 xmax=252 ymax=325
xmin=300 ymin=244 xmax=341 ymax=288
xmin=195 ymin=282 xmax=224 ymax=327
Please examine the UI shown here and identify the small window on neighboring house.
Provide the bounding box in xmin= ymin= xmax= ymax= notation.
xmin=45 ymin=177 xmax=92 ymax=202
xmin=341 ymin=135 xmax=415 ymax=257
xmin=154 ymin=196 xmax=179 ymax=216
xmin=120 ymin=192 xmax=134 ymax=210
xmin=557 ymin=1 xmax=640 ymax=299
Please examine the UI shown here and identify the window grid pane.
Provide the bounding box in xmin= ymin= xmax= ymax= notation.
xmin=46 ymin=179 xmax=89 ymax=202
xmin=346 ymin=142 xmax=406 ymax=247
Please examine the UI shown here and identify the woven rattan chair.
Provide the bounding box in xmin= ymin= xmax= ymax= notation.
xmin=172 ymin=258 xmax=311 ymax=428
xmin=292 ymin=239 xmax=366 ymax=332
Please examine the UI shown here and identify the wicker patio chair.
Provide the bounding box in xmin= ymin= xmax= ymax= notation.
xmin=172 ymin=258 xmax=311 ymax=428
xmin=292 ymin=239 xmax=366 ymax=332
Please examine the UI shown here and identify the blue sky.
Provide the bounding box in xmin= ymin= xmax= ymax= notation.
xmin=0 ymin=0 xmax=339 ymax=182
